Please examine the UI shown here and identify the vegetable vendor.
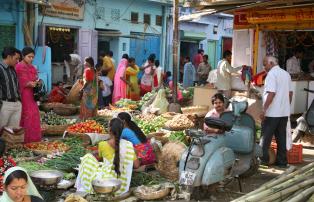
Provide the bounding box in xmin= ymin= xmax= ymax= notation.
xmin=75 ymin=118 xmax=140 ymax=196
xmin=117 ymin=112 xmax=156 ymax=165
xmin=204 ymin=93 xmax=228 ymax=135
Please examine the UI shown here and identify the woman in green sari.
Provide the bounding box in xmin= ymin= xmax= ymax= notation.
xmin=79 ymin=57 xmax=98 ymax=120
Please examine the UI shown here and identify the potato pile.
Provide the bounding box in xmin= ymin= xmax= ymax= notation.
xmin=165 ymin=114 xmax=195 ymax=131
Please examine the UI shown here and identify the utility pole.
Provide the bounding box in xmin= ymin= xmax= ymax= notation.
xmin=169 ymin=0 xmax=181 ymax=113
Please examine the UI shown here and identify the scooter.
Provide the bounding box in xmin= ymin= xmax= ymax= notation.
xmin=292 ymin=88 xmax=314 ymax=142
xmin=179 ymin=100 xmax=260 ymax=189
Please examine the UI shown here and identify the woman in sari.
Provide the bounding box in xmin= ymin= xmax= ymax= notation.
xmin=0 ymin=167 xmax=43 ymax=202
xmin=15 ymin=47 xmax=41 ymax=143
xmin=79 ymin=57 xmax=98 ymax=120
xmin=140 ymin=54 xmax=155 ymax=96
xmin=125 ymin=58 xmax=140 ymax=101
xmin=112 ymin=54 xmax=129 ymax=104
xmin=75 ymin=118 xmax=140 ymax=196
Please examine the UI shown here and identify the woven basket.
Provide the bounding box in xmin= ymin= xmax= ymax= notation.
xmin=134 ymin=186 xmax=170 ymax=200
xmin=1 ymin=127 xmax=24 ymax=146
xmin=147 ymin=132 xmax=169 ymax=145
xmin=41 ymin=124 xmax=69 ymax=136
xmin=53 ymin=106 xmax=78 ymax=116
xmin=156 ymin=165 xmax=179 ymax=181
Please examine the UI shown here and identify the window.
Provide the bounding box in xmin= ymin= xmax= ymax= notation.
xmin=111 ymin=8 xmax=120 ymax=22
xmin=144 ymin=14 xmax=151 ymax=25
xmin=156 ymin=15 xmax=162 ymax=26
xmin=131 ymin=12 xmax=139 ymax=23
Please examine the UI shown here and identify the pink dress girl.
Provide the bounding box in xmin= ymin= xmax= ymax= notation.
xmin=15 ymin=63 xmax=41 ymax=143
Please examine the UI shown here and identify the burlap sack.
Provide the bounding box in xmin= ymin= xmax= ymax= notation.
xmin=65 ymin=79 xmax=83 ymax=104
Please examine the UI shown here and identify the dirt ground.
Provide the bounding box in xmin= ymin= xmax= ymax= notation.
xmin=188 ymin=147 xmax=314 ymax=202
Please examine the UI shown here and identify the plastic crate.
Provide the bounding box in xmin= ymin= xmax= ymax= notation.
xmin=270 ymin=142 xmax=303 ymax=164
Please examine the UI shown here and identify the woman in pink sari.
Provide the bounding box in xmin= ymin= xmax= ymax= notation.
xmin=15 ymin=47 xmax=41 ymax=143
xmin=112 ymin=54 xmax=129 ymax=104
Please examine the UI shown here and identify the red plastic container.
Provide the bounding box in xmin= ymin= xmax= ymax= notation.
xmin=271 ymin=142 xmax=303 ymax=164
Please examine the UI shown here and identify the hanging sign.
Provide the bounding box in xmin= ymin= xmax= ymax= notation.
xmin=43 ymin=0 xmax=85 ymax=20
xmin=247 ymin=7 xmax=314 ymax=24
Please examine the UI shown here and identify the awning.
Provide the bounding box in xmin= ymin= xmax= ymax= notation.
xmin=180 ymin=30 xmax=206 ymax=41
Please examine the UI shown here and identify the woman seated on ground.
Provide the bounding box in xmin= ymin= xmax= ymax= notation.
xmin=0 ymin=167 xmax=43 ymax=202
xmin=47 ymin=82 xmax=67 ymax=103
xmin=204 ymin=93 xmax=228 ymax=134
xmin=75 ymin=118 xmax=140 ymax=196
xmin=117 ymin=112 xmax=156 ymax=165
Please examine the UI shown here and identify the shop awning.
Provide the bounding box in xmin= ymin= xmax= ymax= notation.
xmin=180 ymin=30 xmax=206 ymax=41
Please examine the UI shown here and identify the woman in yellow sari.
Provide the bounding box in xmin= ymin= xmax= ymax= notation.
xmin=125 ymin=58 xmax=140 ymax=100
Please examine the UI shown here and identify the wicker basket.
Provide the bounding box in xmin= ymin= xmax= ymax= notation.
xmin=147 ymin=132 xmax=169 ymax=145
xmin=156 ymin=165 xmax=179 ymax=181
xmin=134 ymin=186 xmax=170 ymax=200
xmin=1 ymin=127 xmax=24 ymax=148
xmin=41 ymin=124 xmax=69 ymax=136
xmin=53 ymin=106 xmax=78 ymax=116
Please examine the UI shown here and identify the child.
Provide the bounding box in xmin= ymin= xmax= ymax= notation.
xmin=99 ymin=70 xmax=113 ymax=107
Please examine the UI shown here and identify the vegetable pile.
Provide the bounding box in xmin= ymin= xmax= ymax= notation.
xmin=138 ymin=91 xmax=157 ymax=109
xmin=44 ymin=138 xmax=86 ymax=171
xmin=67 ymin=120 xmax=105 ymax=134
xmin=41 ymin=111 xmax=75 ymax=125
xmin=168 ymin=131 xmax=187 ymax=145
xmin=18 ymin=161 xmax=50 ymax=173
xmin=115 ymin=99 xmax=138 ymax=109
xmin=131 ymin=172 xmax=167 ymax=187
xmin=24 ymin=141 xmax=69 ymax=153
xmin=88 ymin=116 xmax=110 ymax=128
xmin=136 ymin=116 xmax=167 ymax=134
xmin=7 ymin=148 xmax=37 ymax=160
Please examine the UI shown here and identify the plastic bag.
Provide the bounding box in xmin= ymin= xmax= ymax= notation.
xmin=151 ymin=89 xmax=169 ymax=115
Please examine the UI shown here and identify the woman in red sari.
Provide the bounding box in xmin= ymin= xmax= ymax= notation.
xmin=15 ymin=47 xmax=41 ymax=143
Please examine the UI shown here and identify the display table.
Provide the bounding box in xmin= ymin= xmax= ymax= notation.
xmin=193 ymin=86 xmax=217 ymax=108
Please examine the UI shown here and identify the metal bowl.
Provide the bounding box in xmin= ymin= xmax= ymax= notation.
xmin=92 ymin=179 xmax=122 ymax=194
xmin=30 ymin=170 xmax=63 ymax=186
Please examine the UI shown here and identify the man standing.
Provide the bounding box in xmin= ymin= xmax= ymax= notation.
xmin=286 ymin=47 xmax=304 ymax=75
xmin=193 ymin=49 xmax=204 ymax=84
xmin=183 ymin=56 xmax=195 ymax=88
xmin=197 ymin=54 xmax=211 ymax=85
xmin=64 ymin=53 xmax=83 ymax=83
xmin=102 ymin=51 xmax=115 ymax=82
xmin=215 ymin=50 xmax=242 ymax=98
xmin=260 ymin=56 xmax=293 ymax=168
xmin=0 ymin=47 xmax=22 ymax=130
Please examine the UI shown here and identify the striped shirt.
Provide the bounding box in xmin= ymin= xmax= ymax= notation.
xmin=0 ymin=61 xmax=20 ymax=101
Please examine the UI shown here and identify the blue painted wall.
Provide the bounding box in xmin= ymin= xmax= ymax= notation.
xmin=0 ymin=0 xmax=24 ymax=49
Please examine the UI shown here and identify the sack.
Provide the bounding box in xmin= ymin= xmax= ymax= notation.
xmin=1 ymin=127 xmax=25 ymax=144
xmin=33 ymin=79 xmax=47 ymax=101
xmin=66 ymin=79 xmax=83 ymax=104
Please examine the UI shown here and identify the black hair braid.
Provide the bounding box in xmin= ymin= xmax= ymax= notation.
xmin=109 ymin=118 xmax=124 ymax=177
xmin=118 ymin=112 xmax=147 ymax=143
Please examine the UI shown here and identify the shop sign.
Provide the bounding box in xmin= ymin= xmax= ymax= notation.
xmin=44 ymin=0 xmax=85 ymax=20
xmin=247 ymin=8 xmax=314 ymax=24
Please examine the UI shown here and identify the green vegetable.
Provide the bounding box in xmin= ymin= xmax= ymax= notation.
xmin=18 ymin=162 xmax=49 ymax=173
xmin=64 ymin=172 xmax=76 ymax=180
xmin=41 ymin=111 xmax=76 ymax=125
xmin=131 ymin=172 xmax=167 ymax=187
xmin=135 ymin=116 xmax=167 ymax=134
xmin=169 ymin=131 xmax=187 ymax=145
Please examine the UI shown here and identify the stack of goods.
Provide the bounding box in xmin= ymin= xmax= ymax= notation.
xmin=232 ymin=163 xmax=314 ymax=202
xmin=41 ymin=111 xmax=76 ymax=136
xmin=115 ymin=99 xmax=139 ymax=110
xmin=164 ymin=114 xmax=195 ymax=131
xmin=138 ymin=91 xmax=157 ymax=110
xmin=98 ymin=109 xmax=114 ymax=118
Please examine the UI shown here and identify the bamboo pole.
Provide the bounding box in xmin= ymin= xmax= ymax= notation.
xmin=240 ymin=168 xmax=314 ymax=202
xmin=259 ymin=179 xmax=314 ymax=202
xmin=281 ymin=185 xmax=311 ymax=202
xmin=232 ymin=163 xmax=314 ymax=202
xmin=172 ymin=0 xmax=179 ymax=104
xmin=285 ymin=186 xmax=314 ymax=202
xmin=308 ymin=193 xmax=314 ymax=202
xmin=233 ymin=165 xmax=296 ymax=202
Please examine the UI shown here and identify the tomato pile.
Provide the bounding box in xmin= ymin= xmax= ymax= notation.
xmin=24 ymin=141 xmax=69 ymax=152
xmin=67 ymin=120 xmax=105 ymax=134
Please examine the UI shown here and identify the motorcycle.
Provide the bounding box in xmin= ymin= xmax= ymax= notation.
xmin=292 ymin=88 xmax=314 ymax=142
xmin=179 ymin=100 xmax=260 ymax=191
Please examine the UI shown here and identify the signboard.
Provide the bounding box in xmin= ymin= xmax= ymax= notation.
xmin=44 ymin=0 xmax=85 ymax=20
xmin=247 ymin=7 xmax=314 ymax=24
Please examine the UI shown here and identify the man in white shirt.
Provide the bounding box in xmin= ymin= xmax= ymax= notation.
xmin=286 ymin=47 xmax=304 ymax=75
xmin=64 ymin=53 xmax=83 ymax=83
xmin=215 ymin=50 xmax=242 ymax=98
xmin=260 ymin=56 xmax=293 ymax=168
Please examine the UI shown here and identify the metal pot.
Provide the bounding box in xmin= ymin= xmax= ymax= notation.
xmin=30 ymin=170 xmax=63 ymax=186
xmin=92 ymin=179 xmax=122 ymax=194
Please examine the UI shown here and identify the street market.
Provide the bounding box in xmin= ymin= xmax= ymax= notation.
xmin=1 ymin=0 xmax=314 ymax=202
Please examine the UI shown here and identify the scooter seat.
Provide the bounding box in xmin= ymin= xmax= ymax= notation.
xmin=204 ymin=117 xmax=233 ymax=131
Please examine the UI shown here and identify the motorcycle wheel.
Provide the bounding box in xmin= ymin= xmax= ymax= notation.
xmin=240 ymin=157 xmax=259 ymax=178
xmin=292 ymin=129 xmax=305 ymax=143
